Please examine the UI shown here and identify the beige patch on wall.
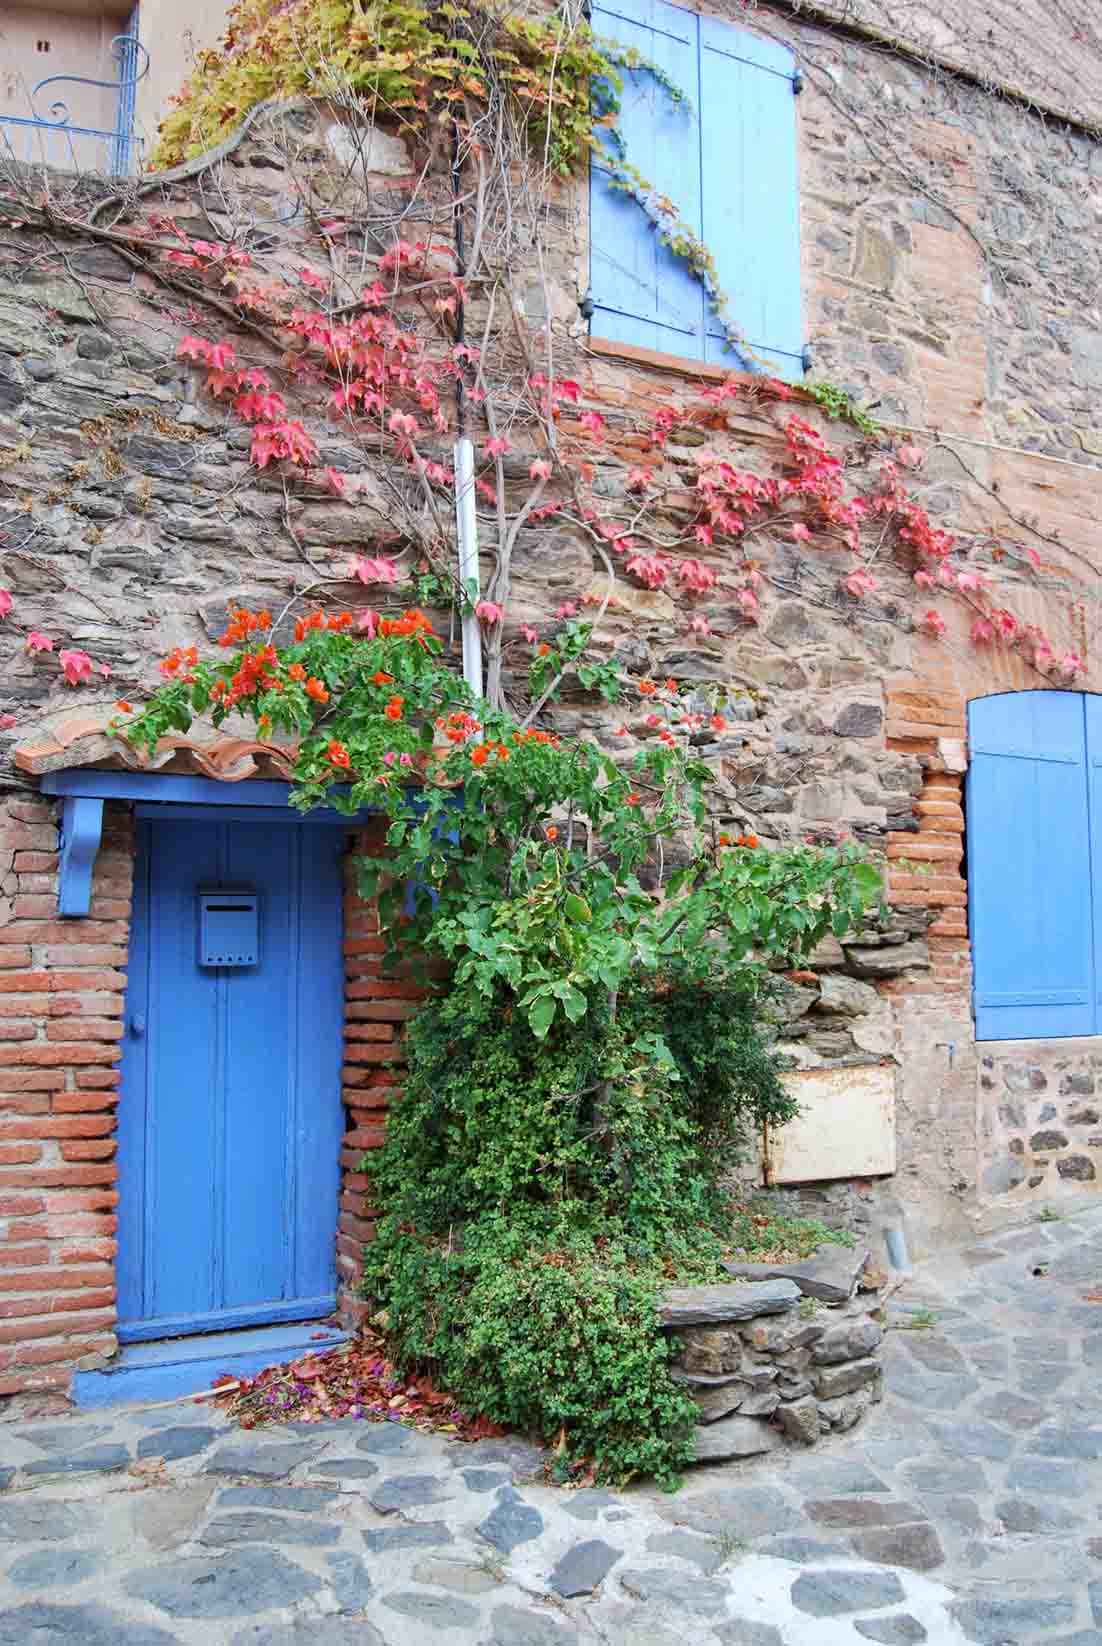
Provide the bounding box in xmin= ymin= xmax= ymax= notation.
xmin=766 ymin=1065 xmax=897 ymax=1183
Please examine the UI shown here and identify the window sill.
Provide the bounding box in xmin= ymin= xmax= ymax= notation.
xmin=587 ymin=336 xmax=748 ymax=384
xmin=587 ymin=336 xmax=807 ymax=398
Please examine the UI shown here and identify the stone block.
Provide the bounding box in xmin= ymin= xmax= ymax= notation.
xmin=812 ymin=1319 xmax=883 ymax=1364
xmin=814 ymin=1357 xmax=883 ymax=1399
xmin=659 ymin=1279 xmax=799 ymax=1327
xmin=816 ymin=975 xmax=881 ymax=1017
xmin=689 ymin=1415 xmax=782 ymax=1463
xmin=672 ymin=1374 xmax=746 ymax=1425
xmin=775 ymin=1395 xmax=821 ymax=1444
xmin=843 ymin=940 xmax=930 ymax=976
xmin=324 ymin=123 xmax=412 ymax=178
xmin=817 ymin=1383 xmax=883 ymax=1431
xmin=724 ymin=1244 xmax=870 ymax=1304
xmin=675 ymin=1327 xmax=741 ymax=1375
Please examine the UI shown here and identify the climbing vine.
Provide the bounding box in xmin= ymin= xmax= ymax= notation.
xmin=0 ymin=0 xmax=1089 ymax=733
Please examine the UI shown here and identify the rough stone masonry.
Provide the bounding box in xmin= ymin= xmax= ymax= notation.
xmin=2 ymin=0 xmax=1102 ymax=1404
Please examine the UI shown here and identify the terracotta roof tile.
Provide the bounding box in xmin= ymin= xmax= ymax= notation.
xmin=15 ymin=719 xmax=300 ymax=782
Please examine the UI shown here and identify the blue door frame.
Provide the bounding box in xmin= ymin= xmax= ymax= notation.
xmin=43 ymin=770 xmax=379 ymax=1345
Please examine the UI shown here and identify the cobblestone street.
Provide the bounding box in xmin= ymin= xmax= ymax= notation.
xmin=2 ymin=1208 xmax=1101 ymax=1645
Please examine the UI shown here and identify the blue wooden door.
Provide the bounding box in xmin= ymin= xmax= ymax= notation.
xmin=118 ymin=817 xmax=345 ymax=1342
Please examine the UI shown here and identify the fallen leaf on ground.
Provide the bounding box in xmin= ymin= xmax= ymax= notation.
xmin=209 ymin=1323 xmax=505 ymax=1445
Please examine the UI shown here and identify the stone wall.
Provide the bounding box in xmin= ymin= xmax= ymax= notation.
xmin=980 ymin=1038 xmax=1102 ymax=1206
xmin=0 ymin=0 xmax=1101 ymax=1283
xmin=660 ymin=1244 xmax=883 ymax=1461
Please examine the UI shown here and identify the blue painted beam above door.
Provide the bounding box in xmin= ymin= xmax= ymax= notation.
xmin=41 ymin=768 xmax=378 ymax=814
xmin=41 ymin=768 xmax=381 ymax=916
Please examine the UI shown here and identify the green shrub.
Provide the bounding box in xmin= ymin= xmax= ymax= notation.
xmin=363 ymin=978 xmax=801 ymax=1485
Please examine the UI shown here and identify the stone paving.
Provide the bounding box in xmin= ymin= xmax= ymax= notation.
xmin=2 ymin=1207 xmax=1102 ymax=1644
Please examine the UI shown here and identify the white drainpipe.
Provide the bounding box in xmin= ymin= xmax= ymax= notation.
xmin=453 ymin=435 xmax=483 ymax=699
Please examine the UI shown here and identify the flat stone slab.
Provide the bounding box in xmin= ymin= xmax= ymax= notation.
xmin=849 ymin=1522 xmax=945 ymax=1572
xmin=136 ymin=1427 xmax=217 ymax=1463
xmin=124 ymin=1548 xmax=323 ymax=1618
xmin=356 ymin=1424 xmax=422 ymax=1457
xmin=659 ymin=1279 xmax=800 ymax=1326
xmin=791 ymin=1569 xmax=906 ymax=1617
xmin=218 ymin=1485 xmax=340 ymax=1512
xmin=723 ymin=1244 xmax=870 ymax=1303
xmin=548 ymin=1538 xmax=621 ymax=1596
xmin=619 ymin=1568 xmax=729 ymax=1616
xmin=853 ymin=1617 xmax=928 ymax=1644
xmin=325 ymin=1551 xmax=374 ymax=1613
xmin=370 ymin=1472 xmax=452 ymax=1513
xmin=199 ymin=1512 xmax=340 ymax=1548
xmin=808 ymin=1497 xmax=928 ymax=1529
xmin=205 ymin=1442 xmax=322 ymax=1479
xmin=0 ymin=1501 xmax=82 ymax=1542
xmin=411 ymin=1556 xmax=503 ymax=1595
xmin=0 ymin=1603 xmax=178 ymax=1645
xmin=489 ymin=1603 xmax=581 ymax=1645
xmin=23 ymin=1445 xmax=130 ymax=1478
xmin=462 ymin=1468 xmax=512 ymax=1493
xmin=645 ymin=1530 xmax=724 ymax=1572
xmin=690 ymin=1414 xmax=782 ymax=1463
xmin=478 ymin=1487 xmax=545 ymax=1553
xmin=363 ymin=1522 xmax=453 ymax=1553
xmin=949 ymin=1596 xmax=1077 ymax=1642
xmin=310 ymin=1458 xmax=379 ymax=1480
xmin=675 ymin=1486 xmax=800 ymax=1537
xmin=16 ymin=1425 xmax=114 ymax=1453
xmin=232 ymin=1625 xmax=387 ymax=1646
xmin=381 ymin=1590 xmax=481 ymax=1629
xmin=7 ymin=1549 xmax=104 ymax=1587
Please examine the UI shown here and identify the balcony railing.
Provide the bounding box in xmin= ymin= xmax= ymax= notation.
xmin=0 ymin=33 xmax=148 ymax=178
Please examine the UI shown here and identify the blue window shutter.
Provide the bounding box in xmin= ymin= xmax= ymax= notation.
xmin=1082 ymin=694 xmax=1102 ymax=1029
xmin=967 ymin=691 xmax=1094 ymax=1040
xmin=698 ymin=18 xmax=803 ymax=377
xmin=589 ymin=0 xmax=705 ymax=356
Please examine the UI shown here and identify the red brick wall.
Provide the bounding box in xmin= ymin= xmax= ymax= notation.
xmin=0 ymin=795 xmax=129 ymax=1408
xmin=0 ymin=803 xmax=426 ymax=1410
xmin=337 ymin=827 xmax=432 ymax=1324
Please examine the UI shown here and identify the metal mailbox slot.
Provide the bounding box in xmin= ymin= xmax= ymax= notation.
xmin=198 ymin=887 xmax=259 ymax=968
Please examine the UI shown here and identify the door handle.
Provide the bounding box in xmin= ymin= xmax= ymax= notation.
xmin=130 ymin=1014 xmax=146 ymax=1038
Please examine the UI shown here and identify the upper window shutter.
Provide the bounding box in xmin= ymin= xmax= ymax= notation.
xmin=589 ymin=0 xmax=705 ymax=356
xmin=967 ymin=691 xmax=1094 ymax=1040
xmin=698 ymin=17 xmax=803 ymax=376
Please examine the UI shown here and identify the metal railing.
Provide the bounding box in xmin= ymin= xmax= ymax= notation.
xmin=0 ymin=32 xmax=149 ymax=178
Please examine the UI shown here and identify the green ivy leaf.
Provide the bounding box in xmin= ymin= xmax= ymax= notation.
xmin=528 ymin=994 xmax=558 ymax=1038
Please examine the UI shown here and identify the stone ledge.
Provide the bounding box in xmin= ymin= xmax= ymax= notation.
xmin=722 ymin=1243 xmax=870 ymax=1304
xmin=658 ymin=1278 xmax=800 ymax=1326
xmin=659 ymin=1265 xmax=885 ymax=1461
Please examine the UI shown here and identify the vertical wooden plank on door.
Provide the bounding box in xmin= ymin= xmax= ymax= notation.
xmin=590 ymin=0 xmax=704 ymax=355
xmin=699 ymin=18 xmax=803 ymax=376
xmin=968 ymin=691 xmax=1094 ymax=1039
xmin=222 ymin=823 xmax=294 ymax=1311
xmin=291 ymin=827 xmax=345 ymax=1305
xmin=138 ymin=819 xmax=222 ymax=1329
xmin=116 ymin=820 xmax=151 ymax=1329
